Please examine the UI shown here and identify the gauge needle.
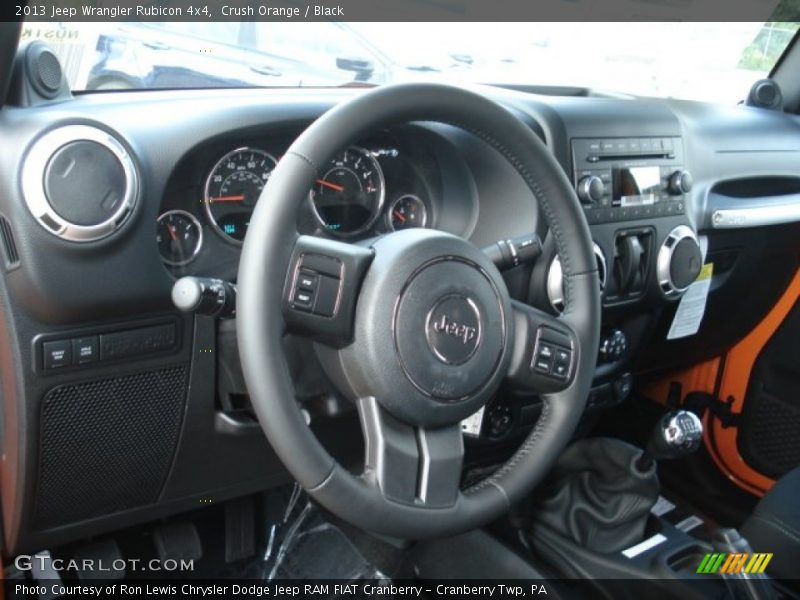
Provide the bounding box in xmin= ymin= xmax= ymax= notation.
xmin=393 ymin=210 xmax=407 ymax=223
xmin=167 ymin=224 xmax=178 ymax=241
xmin=209 ymin=195 xmax=245 ymax=203
xmin=316 ymin=179 xmax=345 ymax=192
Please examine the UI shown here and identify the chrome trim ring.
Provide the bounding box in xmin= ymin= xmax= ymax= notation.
xmin=308 ymin=146 xmax=386 ymax=238
xmin=547 ymin=242 xmax=606 ymax=312
xmin=657 ymin=224 xmax=700 ymax=296
xmin=157 ymin=209 xmax=203 ymax=266
xmin=21 ymin=124 xmax=138 ymax=242
xmin=387 ymin=194 xmax=428 ymax=231
xmin=203 ymin=147 xmax=278 ymax=246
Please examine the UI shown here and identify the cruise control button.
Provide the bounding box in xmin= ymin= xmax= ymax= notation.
xmin=552 ymin=361 xmax=569 ymax=378
xmin=534 ymin=358 xmax=552 ymax=374
xmin=293 ymin=289 xmax=314 ymax=311
xmin=297 ymin=271 xmax=318 ymax=292
xmin=43 ymin=340 xmax=72 ymax=369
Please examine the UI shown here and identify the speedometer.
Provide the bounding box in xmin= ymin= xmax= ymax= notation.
xmin=204 ymin=147 xmax=277 ymax=243
xmin=310 ymin=146 xmax=384 ymax=236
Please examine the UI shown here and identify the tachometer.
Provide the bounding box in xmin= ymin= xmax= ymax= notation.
xmin=310 ymin=146 xmax=384 ymax=236
xmin=204 ymin=147 xmax=277 ymax=243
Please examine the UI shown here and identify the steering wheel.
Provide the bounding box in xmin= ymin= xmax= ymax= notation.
xmin=237 ymin=83 xmax=600 ymax=540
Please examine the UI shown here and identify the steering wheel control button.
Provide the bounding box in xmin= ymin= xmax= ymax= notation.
xmin=289 ymin=254 xmax=343 ymax=317
xmin=290 ymin=271 xmax=339 ymax=316
xmin=296 ymin=272 xmax=319 ymax=293
xmin=292 ymin=289 xmax=314 ymax=312
xmin=43 ymin=339 xmax=72 ymax=369
xmin=425 ymin=295 xmax=482 ymax=365
xmin=73 ymin=336 xmax=98 ymax=365
xmin=531 ymin=327 xmax=573 ymax=381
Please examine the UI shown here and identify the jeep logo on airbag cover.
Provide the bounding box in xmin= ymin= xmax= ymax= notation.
xmin=426 ymin=295 xmax=482 ymax=365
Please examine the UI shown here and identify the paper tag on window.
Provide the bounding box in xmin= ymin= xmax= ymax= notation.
xmin=667 ymin=262 xmax=714 ymax=340
xmin=461 ymin=406 xmax=485 ymax=437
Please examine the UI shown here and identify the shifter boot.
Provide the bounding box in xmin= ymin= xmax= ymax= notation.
xmin=532 ymin=437 xmax=659 ymax=553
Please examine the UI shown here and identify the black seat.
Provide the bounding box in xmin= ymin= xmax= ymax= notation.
xmin=741 ymin=465 xmax=800 ymax=583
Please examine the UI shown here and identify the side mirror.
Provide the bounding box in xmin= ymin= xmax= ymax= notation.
xmin=336 ymin=56 xmax=375 ymax=81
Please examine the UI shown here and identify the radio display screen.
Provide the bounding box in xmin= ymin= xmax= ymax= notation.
xmin=612 ymin=166 xmax=661 ymax=205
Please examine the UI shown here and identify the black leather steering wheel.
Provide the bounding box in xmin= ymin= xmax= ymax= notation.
xmin=237 ymin=83 xmax=600 ymax=540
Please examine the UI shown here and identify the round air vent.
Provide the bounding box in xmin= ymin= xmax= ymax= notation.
xmin=657 ymin=225 xmax=702 ymax=297
xmin=547 ymin=242 xmax=606 ymax=312
xmin=21 ymin=125 xmax=138 ymax=242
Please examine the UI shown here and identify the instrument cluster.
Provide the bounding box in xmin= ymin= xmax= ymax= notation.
xmin=157 ymin=138 xmax=436 ymax=268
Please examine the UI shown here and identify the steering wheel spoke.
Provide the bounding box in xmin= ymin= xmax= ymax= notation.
xmin=282 ymin=234 xmax=374 ymax=347
xmin=357 ymin=397 xmax=463 ymax=509
xmin=507 ymin=299 xmax=579 ymax=394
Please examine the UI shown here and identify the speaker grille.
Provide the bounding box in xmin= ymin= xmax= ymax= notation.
xmin=35 ymin=366 xmax=188 ymax=529
xmin=36 ymin=50 xmax=62 ymax=94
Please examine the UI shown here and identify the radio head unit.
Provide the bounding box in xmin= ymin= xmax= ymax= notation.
xmin=572 ymin=137 xmax=690 ymax=224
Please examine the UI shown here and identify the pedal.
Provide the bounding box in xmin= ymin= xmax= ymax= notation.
xmin=225 ymin=496 xmax=255 ymax=563
xmin=73 ymin=539 xmax=124 ymax=581
xmin=153 ymin=522 xmax=203 ymax=564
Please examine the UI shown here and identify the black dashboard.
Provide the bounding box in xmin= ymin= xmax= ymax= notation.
xmin=1 ymin=83 xmax=800 ymax=554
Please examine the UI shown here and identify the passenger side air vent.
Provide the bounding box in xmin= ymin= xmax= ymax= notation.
xmin=21 ymin=125 xmax=138 ymax=242
xmin=0 ymin=215 xmax=20 ymax=269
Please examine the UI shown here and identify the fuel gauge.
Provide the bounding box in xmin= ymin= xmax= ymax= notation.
xmin=388 ymin=194 xmax=427 ymax=231
xmin=157 ymin=210 xmax=203 ymax=266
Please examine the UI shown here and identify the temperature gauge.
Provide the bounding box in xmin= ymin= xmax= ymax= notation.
xmin=157 ymin=210 xmax=202 ymax=266
xmin=388 ymin=194 xmax=427 ymax=231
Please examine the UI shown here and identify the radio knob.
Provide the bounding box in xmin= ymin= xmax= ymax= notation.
xmin=668 ymin=170 xmax=693 ymax=195
xmin=577 ymin=175 xmax=605 ymax=204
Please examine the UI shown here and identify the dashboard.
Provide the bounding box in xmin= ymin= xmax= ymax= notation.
xmin=1 ymin=82 xmax=800 ymax=555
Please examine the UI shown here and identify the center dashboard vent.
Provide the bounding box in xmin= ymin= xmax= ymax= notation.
xmin=21 ymin=124 xmax=139 ymax=242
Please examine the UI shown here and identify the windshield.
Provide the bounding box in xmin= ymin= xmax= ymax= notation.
xmin=21 ymin=21 xmax=799 ymax=103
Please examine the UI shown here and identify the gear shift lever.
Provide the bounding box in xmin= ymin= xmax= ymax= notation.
xmin=636 ymin=410 xmax=704 ymax=471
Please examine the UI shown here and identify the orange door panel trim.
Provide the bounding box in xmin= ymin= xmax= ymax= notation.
xmin=645 ymin=267 xmax=800 ymax=497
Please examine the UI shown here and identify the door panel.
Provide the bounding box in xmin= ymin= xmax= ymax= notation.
xmin=738 ymin=298 xmax=800 ymax=480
